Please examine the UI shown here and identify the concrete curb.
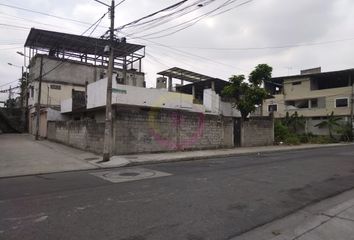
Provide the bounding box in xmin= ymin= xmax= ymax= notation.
xmin=97 ymin=142 xmax=354 ymax=168
xmin=230 ymin=187 xmax=354 ymax=240
xmin=1 ymin=142 xmax=353 ymax=179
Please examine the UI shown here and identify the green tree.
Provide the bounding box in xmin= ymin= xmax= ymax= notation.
xmin=249 ymin=64 xmax=273 ymax=86
xmin=222 ymin=64 xmax=272 ymax=120
xmin=315 ymin=112 xmax=342 ymax=139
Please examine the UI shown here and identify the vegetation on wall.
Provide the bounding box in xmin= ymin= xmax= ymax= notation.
xmin=275 ymin=111 xmax=353 ymax=145
xmin=314 ymin=112 xmax=341 ymax=139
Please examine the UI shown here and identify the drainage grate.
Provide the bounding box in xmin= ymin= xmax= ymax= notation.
xmin=91 ymin=168 xmax=171 ymax=183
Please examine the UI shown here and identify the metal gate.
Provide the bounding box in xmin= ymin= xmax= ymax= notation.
xmin=234 ymin=118 xmax=241 ymax=147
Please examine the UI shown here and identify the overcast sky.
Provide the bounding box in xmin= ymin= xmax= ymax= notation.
xmin=1 ymin=0 xmax=354 ymax=102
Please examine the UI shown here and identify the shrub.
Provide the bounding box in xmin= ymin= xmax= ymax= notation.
xmin=274 ymin=120 xmax=290 ymax=143
xmin=308 ymin=135 xmax=333 ymax=144
xmin=284 ymin=135 xmax=301 ymax=145
xmin=336 ymin=123 xmax=353 ymax=142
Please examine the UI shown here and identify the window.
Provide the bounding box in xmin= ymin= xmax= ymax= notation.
xmin=335 ymin=98 xmax=348 ymax=108
xmin=50 ymin=84 xmax=61 ymax=90
xmin=292 ymin=81 xmax=302 ymax=85
xmin=310 ymin=99 xmax=318 ymax=108
xmin=268 ymin=104 xmax=278 ymax=112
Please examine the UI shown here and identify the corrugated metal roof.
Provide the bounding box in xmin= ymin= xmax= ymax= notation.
xmin=158 ymin=67 xmax=214 ymax=83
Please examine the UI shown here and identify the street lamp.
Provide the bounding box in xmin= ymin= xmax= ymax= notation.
xmin=7 ymin=62 xmax=22 ymax=68
xmin=16 ymin=51 xmax=25 ymax=57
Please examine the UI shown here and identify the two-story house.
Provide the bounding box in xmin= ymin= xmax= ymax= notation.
xmin=263 ymin=67 xmax=354 ymax=135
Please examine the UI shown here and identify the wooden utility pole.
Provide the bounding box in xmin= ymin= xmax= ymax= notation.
xmin=35 ymin=55 xmax=43 ymax=140
xmin=102 ymin=0 xmax=115 ymax=161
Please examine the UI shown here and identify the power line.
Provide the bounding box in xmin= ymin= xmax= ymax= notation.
xmin=0 ymin=12 xmax=66 ymax=30
xmin=0 ymin=46 xmax=23 ymax=51
xmin=81 ymin=12 xmax=108 ymax=35
xmin=0 ymin=23 xmax=30 ymax=29
xmin=112 ymin=0 xmax=190 ymax=33
xmin=0 ymin=3 xmax=94 ymax=26
xmin=115 ymin=0 xmax=127 ymax=7
xmin=0 ymin=43 xmax=23 ymax=46
xmin=124 ymin=33 xmax=247 ymax=72
xmin=0 ymin=79 xmax=19 ymax=88
xmin=121 ymin=0 xmax=211 ymax=36
xmin=137 ymin=0 xmax=245 ymax=39
xmin=159 ymin=36 xmax=354 ymax=51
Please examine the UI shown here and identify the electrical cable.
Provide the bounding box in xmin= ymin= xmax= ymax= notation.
xmin=115 ymin=0 xmax=127 ymax=7
xmin=112 ymin=0 xmax=189 ymax=32
xmin=0 ymin=3 xmax=96 ymax=26
xmin=121 ymin=0 xmax=211 ymax=36
xmin=140 ymin=0 xmax=253 ymax=40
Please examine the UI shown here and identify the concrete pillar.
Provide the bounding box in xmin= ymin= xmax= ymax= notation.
xmin=168 ymin=76 xmax=172 ymax=92
xmin=211 ymin=81 xmax=215 ymax=91
xmin=192 ymin=85 xmax=195 ymax=100
xmin=181 ymin=79 xmax=184 ymax=85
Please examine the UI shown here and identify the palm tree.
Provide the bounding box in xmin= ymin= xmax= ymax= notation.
xmin=284 ymin=111 xmax=305 ymax=133
xmin=315 ymin=112 xmax=342 ymax=139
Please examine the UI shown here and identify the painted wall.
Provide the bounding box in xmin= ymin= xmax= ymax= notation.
xmin=263 ymin=79 xmax=353 ymax=118
xmin=28 ymin=81 xmax=85 ymax=108
xmin=29 ymin=55 xmax=145 ymax=87
xmin=87 ymin=76 xmax=204 ymax=112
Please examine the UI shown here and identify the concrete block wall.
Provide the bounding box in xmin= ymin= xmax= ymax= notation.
xmin=241 ymin=117 xmax=274 ymax=147
xmin=47 ymin=108 xmax=271 ymax=155
xmin=114 ymin=108 xmax=178 ymax=154
xmin=113 ymin=107 xmax=234 ymax=154
xmin=47 ymin=120 xmax=104 ymax=153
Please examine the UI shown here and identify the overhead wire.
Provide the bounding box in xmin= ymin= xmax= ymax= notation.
xmin=111 ymin=0 xmax=190 ymax=33
xmin=167 ymin=37 xmax=354 ymax=51
xmin=0 ymin=12 xmax=64 ymax=30
xmin=123 ymin=32 xmax=247 ymax=72
xmin=0 ymin=3 xmax=98 ymax=26
xmin=120 ymin=0 xmax=211 ymax=36
xmin=135 ymin=0 xmax=244 ymax=39
xmin=115 ymin=0 xmax=127 ymax=7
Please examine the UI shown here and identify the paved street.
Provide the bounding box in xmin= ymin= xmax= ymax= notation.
xmin=1 ymin=145 xmax=354 ymax=239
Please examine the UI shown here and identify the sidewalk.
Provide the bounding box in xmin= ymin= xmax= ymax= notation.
xmin=0 ymin=134 xmax=98 ymax=178
xmin=232 ymin=188 xmax=354 ymax=240
xmin=92 ymin=142 xmax=353 ymax=168
xmin=0 ymin=133 xmax=352 ymax=178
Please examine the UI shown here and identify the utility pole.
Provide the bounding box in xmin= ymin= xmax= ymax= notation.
xmin=8 ymin=85 xmax=12 ymax=100
xmin=35 ymin=55 xmax=43 ymax=140
xmin=102 ymin=0 xmax=115 ymax=162
xmin=20 ymin=66 xmax=26 ymax=132
xmin=350 ymin=74 xmax=353 ymax=140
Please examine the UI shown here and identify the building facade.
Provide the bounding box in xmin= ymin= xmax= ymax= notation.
xmin=24 ymin=28 xmax=145 ymax=137
xmin=263 ymin=68 xmax=354 ymax=135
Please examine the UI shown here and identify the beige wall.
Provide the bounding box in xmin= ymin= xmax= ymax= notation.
xmin=28 ymin=81 xmax=85 ymax=107
xmin=263 ymin=94 xmax=286 ymax=118
xmin=29 ymin=55 xmax=145 ymax=88
xmin=263 ymin=77 xmax=353 ymax=118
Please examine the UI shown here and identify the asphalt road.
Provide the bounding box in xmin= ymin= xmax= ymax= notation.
xmin=1 ymin=145 xmax=354 ymax=240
